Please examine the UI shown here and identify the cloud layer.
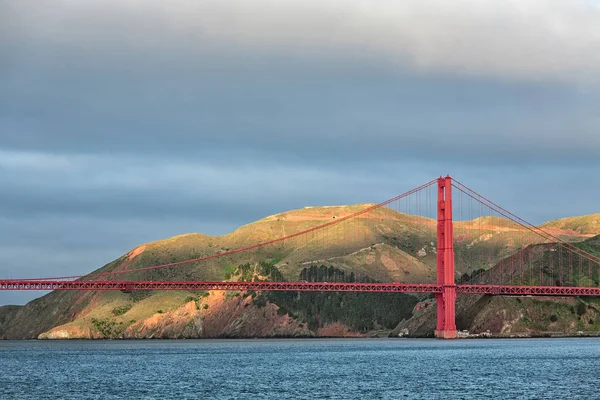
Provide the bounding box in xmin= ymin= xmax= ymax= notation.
xmin=4 ymin=0 xmax=600 ymax=82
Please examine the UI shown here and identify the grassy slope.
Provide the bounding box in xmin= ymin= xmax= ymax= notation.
xmin=87 ymin=205 xmax=593 ymax=282
xmin=1 ymin=205 xmax=597 ymax=339
xmin=394 ymin=235 xmax=600 ymax=337
xmin=540 ymin=214 xmax=600 ymax=235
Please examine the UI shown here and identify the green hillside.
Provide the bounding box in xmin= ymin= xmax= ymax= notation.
xmin=540 ymin=214 xmax=600 ymax=235
xmin=1 ymin=204 xmax=598 ymax=339
xmin=394 ymin=235 xmax=600 ymax=338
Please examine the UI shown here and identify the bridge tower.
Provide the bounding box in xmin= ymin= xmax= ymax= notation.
xmin=435 ymin=176 xmax=457 ymax=339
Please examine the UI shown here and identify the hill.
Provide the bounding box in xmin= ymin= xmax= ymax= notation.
xmin=392 ymin=235 xmax=600 ymax=338
xmin=0 ymin=205 xmax=598 ymax=339
xmin=540 ymin=214 xmax=600 ymax=235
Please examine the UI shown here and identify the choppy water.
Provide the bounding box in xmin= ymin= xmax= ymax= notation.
xmin=1 ymin=338 xmax=599 ymax=399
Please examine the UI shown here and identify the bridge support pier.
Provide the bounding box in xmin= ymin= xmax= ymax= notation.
xmin=435 ymin=176 xmax=457 ymax=339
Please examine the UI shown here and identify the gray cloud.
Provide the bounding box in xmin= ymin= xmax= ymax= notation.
xmin=3 ymin=0 xmax=600 ymax=82
xmin=2 ymin=59 xmax=599 ymax=165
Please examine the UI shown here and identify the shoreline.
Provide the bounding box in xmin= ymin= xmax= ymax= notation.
xmin=3 ymin=332 xmax=600 ymax=341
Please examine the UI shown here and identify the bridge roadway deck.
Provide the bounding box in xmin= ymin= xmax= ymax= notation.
xmin=1 ymin=280 xmax=600 ymax=296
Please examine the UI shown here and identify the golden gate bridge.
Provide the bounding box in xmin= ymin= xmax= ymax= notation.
xmin=2 ymin=176 xmax=599 ymax=339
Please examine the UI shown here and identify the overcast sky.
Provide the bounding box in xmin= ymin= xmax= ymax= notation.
xmin=1 ymin=0 xmax=599 ymax=305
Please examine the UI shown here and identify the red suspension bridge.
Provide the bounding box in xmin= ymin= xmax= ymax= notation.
xmin=1 ymin=176 xmax=599 ymax=339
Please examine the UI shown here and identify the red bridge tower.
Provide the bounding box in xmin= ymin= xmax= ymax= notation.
xmin=435 ymin=176 xmax=457 ymax=339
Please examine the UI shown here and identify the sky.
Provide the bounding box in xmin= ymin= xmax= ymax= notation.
xmin=1 ymin=0 xmax=599 ymax=305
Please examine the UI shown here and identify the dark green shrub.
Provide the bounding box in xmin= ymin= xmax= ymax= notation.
xmin=112 ymin=304 xmax=132 ymax=316
xmin=577 ymin=302 xmax=587 ymax=316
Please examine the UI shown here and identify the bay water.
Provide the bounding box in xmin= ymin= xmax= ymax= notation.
xmin=1 ymin=338 xmax=598 ymax=399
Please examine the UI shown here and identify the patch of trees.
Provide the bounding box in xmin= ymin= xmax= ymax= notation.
xmin=265 ymin=289 xmax=418 ymax=332
xmin=264 ymin=264 xmax=417 ymax=332
xmin=225 ymin=261 xmax=419 ymax=331
xmin=577 ymin=301 xmax=587 ymax=316
xmin=461 ymin=268 xmax=487 ymax=283
xmin=91 ymin=317 xmax=125 ymax=338
xmin=300 ymin=265 xmax=362 ymax=282
xmin=111 ymin=304 xmax=133 ymax=316
xmin=231 ymin=262 xmax=286 ymax=282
